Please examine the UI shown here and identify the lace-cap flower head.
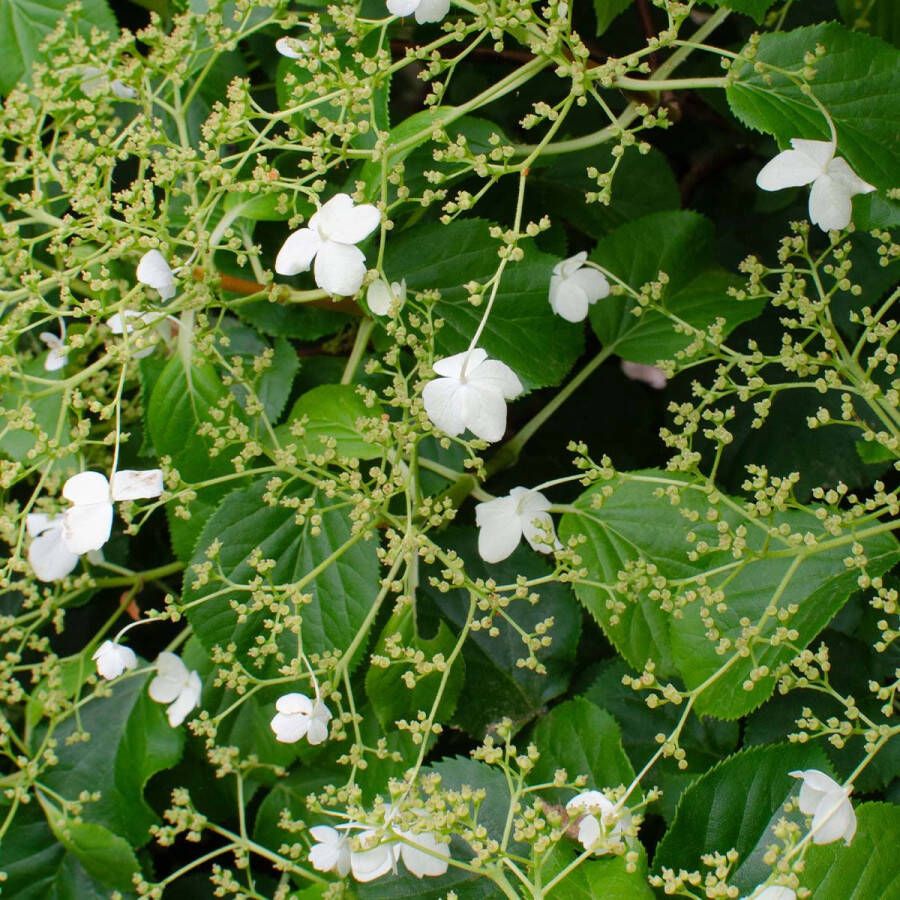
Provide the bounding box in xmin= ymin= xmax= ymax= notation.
xmin=566 ymin=790 xmax=630 ymax=855
xmin=756 ymin=139 xmax=875 ymax=232
xmin=136 ymin=249 xmax=177 ymax=301
xmin=149 ymin=652 xmax=202 ymax=727
xmin=26 ymin=513 xmax=79 ymax=582
xmin=275 ymin=193 xmax=381 ymax=296
xmin=549 ymin=252 xmax=610 ymax=322
xmin=422 ymin=348 xmax=523 ymax=443
xmin=270 ymin=692 xmax=332 ymax=745
xmin=309 ymin=826 xmax=352 ymax=877
xmin=367 ymin=278 xmax=407 ymax=316
xmin=386 ymin=0 xmax=451 ymax=24
xmin=790 ymin=768 xmax=856 ymax=845
xmin=475 ymin=487 xmax=559 ymax=563
xmin=93 ymin=640 xmax=138 ymax=680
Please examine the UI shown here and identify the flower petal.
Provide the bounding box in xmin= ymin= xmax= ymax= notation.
xmin=789 ymin=139 xmax=835 ymax=169
xmin=414 ymin=0 xmax=451 ymax=23
xmin=63 ymin=471 xmax=110 ymax=505
xmin=26 ymin=513 xmax=56 ymax=537
xmin=136 ymin=250 xmax=176 ymax=300
xmin=166 ymin=676 xmax=200 ymax=727
xmin=271 ymin=711 xmax=310 ymax=743
xmin=29 ymin=527 xmax=80 ymax=582
xmin=276 ymin=692 xmax=313 ymax=715
xmin=275 ymin=36 xmax=308 ymax=59
xmin=306 ymin=716 xmax=330 ymax=745
xmin=275 ymin=228 xmax=321 ymax=276
xmin=111 ymin=468 xmax=164 ymax=501
xmin=316 ymin=195 xmax=381 ymax=245
xmin=422 ymin=377 xmax=467 ymax=437
xmin=62 ymin=502 xmax=113 ymax=554
xmin=621 ymin=360 xmax=667 ymax=389
xmin=808 ymin=174 xmax=853 ymax=231
xmin=810 ymin=790 xmax=855 ymax=845
xmin=387 ymin=0 xmax=420 ymax=15
xmin=470 ymin=358 xmax=523 ymax=400
xmin=351 ymin=839 xmax=395 ymax=882
xmin=314 ymin=241 xmax=367 ymax=295
xmin=398 ymin=832 xmax=450 ymax=877
xmin=756 ymin=149 xmax=824 ymax=191
xmin=826 ymin=156 xmax=876 ymax=197
xmin=475 ymin=495 xmax=523 ymax=563
xmin=460 ymin=383 xmax=508 ymax=442
xmin=550 ymin=280 xmax=591 ymax=322
xmin=367 ymin=279 xmax=394 ymax=316
xmin=433 ymin=348 xmax=486 ymax=378
xmin=567 ymin=267 xmax=610 ymax=303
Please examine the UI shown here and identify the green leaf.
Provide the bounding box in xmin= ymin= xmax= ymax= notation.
xmin=803 ymin=802 xmax=900 ymax=897
xmin=589 ymin=211 xmax=765 ymax=365
xmin=37 ymin=793 xmax=140 ymax=892
xmin=530 ymin=698 xmax=635 ymax=801
xmin=839 ymin=0 xmax=900 ymax=45
xmin=726 ymin=23 xmax=900 ymax=187
xmin=541 ymin=844 xmax=654 ymax=899
xmin=0 ymin=0 xmax=117 ymax=95
xmin=275 ymin=383 xmax=383 ymax=460
xmin=652 ymin=743 xmax=831 ymax=893
xmin=593 ymin=0 xmax=632 ymax=36
xmin=183 ymin=478 xmax=380 ymax=677
xmin=384 ymin=219 xmax=584 ymax=390
xmin=366 ymin=604 xmax=465 ymax=729
xmin=698 ymin=0 xmax=774 ymax=23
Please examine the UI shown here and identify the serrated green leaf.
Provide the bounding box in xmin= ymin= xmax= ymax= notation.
xmin=803 ymin=802 xmax=900 ymax=897
xmin=589 ymin=211 xmax=765 ymax=365
xmin=726 ymin=23 xmax=900 ymax=187
xmin=540 ymin=843 xmax=654 ymax=899
xmin=698 ymin=0 xmax=774 ymax=23
xmin=593 ymin=0 xmax=632 ymax=36
xmin=384 ymin=219 xmax=584 ymax=390
xmin=183 ymin=478 xmax=379 ymax=677
xmin=652 ymin=743 xmax=831 ymax=893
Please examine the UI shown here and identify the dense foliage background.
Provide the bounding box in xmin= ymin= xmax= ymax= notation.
xmin=0 ymin=0 xmax=897 ymax=897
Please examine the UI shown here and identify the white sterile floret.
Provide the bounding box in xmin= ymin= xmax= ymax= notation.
xmin=276 ymin=36 xmax=310 ymax=58
xmin=475 ymin=487 xmax=559 ymax=563
xmin=136 ymin=249 xmax=177 ymax=300
xmin=394 ymin=828 xmax=451 ymax=878
xmin=756 ymin=139 xmax=875 ymax=232
xmin=270 ymin=692 xmax=332 ymax=745
xmin=309 ymin=825 xmax=352 ymax=877
xmin=39 ymin=332 xmax=68 ymax=371
xmin=78 ymin=66 xmax=137 ymax=99
xmin=789 ymin=769 xmax=856 ymax=845
xmin=111 ymin=80 xmax=138 ymax=100
xmin=367 ymin=278 xmax=407 ymax=316
xmin=148 ymin=652 xmax=202 ymax=727
xmin=621 ymin=360 xmax=667 ymax=389
xmin=422 ymin=348 xmax=523 ymax=443
xmin=349 ymin=831 xmax=396 ymax=882
xmin=26 ymin=513 xmax=80 ymax=582
xmin=565 ymin=791 xmax=630 ymax=855
xmin=61 ymin=469 xmax=164 ymax=554
xmin=107 ymin=309 xmax=175 ymax=359
xmin=92 ymin=640 xmax=138 ymax=680
xmin=386 ymin=0 xmax=451 ymax=24
xmin=548 ymin=251 xmax=609 ymax=323
xmin=743 ymin=887 xmax=796 ymax=900
xmin=275 ymin=193 xmax=381 ymax=296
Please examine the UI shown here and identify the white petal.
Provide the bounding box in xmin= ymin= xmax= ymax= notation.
xmin=275 ymin=228 xmax=321 ymax=276
xmin=350 ymin=839 xmax=395 ymax=882
xmin=398 ymin=832 xmax=450 ymax=877
xmin=808 ymin=174 xmax=853 ymax=231
xmin=422 ymin=377 xmax=467 ymax=437
xmin=791 ymin=769 xmax=840 ymax=815
xmin=93 ymin=641 xmax=137 ymax=680
xmin=469 ymin=357 xmax=523 ymax=400
xmin=566 ymin=790 xmax=614 ymax=815
xmin=63 ymin=471 xmax=110 ymax=505
xmin=29 ymin=527 xmax=80 ymax=582
xmin=460 ymin=382 xmax=507 ymax=442
xmin=550 ymin=280 xmax=591 ymax=322
xmin=149 ymin=652 xmax=190 ymax=703
xmin=433 ymin=348 xmax=486 ymax=378
xmin=475 ymin=495 xmax=523 ymax=563
xmin=26 ymin=513 xmax=56 ymax=537
xmin=271 ymin=712 xmax=311 ymax=743
xmin=316 ymin=196 xmax=380 ymax=245
xmin=111 ymin=469 xmax=164 ymax=501
xmin=414 ymin=0 xmax=451 ymax=23
xmin=136 ymin=250 xmax=176 ymax=301
xmin=621 ymin=360 xmax=667 ymax=389
xmin=314 ymin=241 xmax=367 ymax=296
xmin=110 ymin=79 xmax=137 ymax=100
xmin=387 ymin=0 xmax=420 ymax=15
xmin=306 ymin=717 xmax=330 ymax=745
xmin=826 ymin=156 xmax=876 ymax=197
xmin=517 ymin=491 xmax=558 ymax=555
xmin=276 ymin=692 xmax=313 ymax=715
xmin=166 ymin=674 xmax=201 ymax=727
xmin=789 ymin=138 xmax=835 ymax=169
xmin=79 ymin=66 xmax=107 ymax=96
xmin=576 ymin=815 xmax=602 ymax=852
xmin=61 ymin=502 xmax=113 ymax=554
xmin=566 ymin=267 xmax=609 ymax=304
xmin=751 ymin=888 xmax=796 ymax=900
xmin=756 ymin=149 xmax=823 ymax=191
xmin=275 ymin=37 xmax=309 ymax=59
xmin=44 ymin=345 xmax=68 ymax=371
xmin=553 ymin=251 xmax=588 ymax=279
xmin=810 ymin=791 xmax=855 ymax=845
xmin=367 ymin=279 xmax=394 ymax=316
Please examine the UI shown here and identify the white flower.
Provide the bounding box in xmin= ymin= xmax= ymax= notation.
xmin=744 ymin=887 xmax=796 ymax=900
xmin=275 ymin=193 xmax=381 ymax=296
xmin=367 ymin=278 xmax=406 ymax=316
xmin=61 ymin=469 xmax=164 ymax=554
xmin=26 ymin=513 xmax=80 ymax=582
xmin=309 ymin=825 xmax=352 ymax=877
xmin=148 ymin=652 xmax=202 ymax=727
xmin=92 ymin=640 xmax=138 ymax=680
xmin=394 ymin=828 xmax=451 ymax=878
xmin=756 ymin=139 xmax=875 ymax=232
xmin=270 ymin=692 xmax=332 ymax=745
xmin=77 ymin=66 xmax=137 ymax=99
xmin=136 ymin=250 xmax=177 ymax=301
xmin=789 ymin=769 xmax=856 ymax=845
xmin=350 ymin=830 xmax=396 ymax=883
xmin=111 ymin=79 xmax=137 ymax=100
xmin=549 ymin=252 xmax=609 ymax=322
xmin=566 ymin=791 xmax=630 ymax=855
xmin=39 ymin=332 xmax=68 ymax=371
xmin=276 ymin=36 xmax=310 ymax=58
xmin=107 ymin=309 xmax=175 ymax=358
xmin=422 ymin=348 xmax=523 ymax=443
xmin=475 ymin=487 xmax=559 ymax=563
xmin=386 ymin=0 xmax=451 ymax=24
xmin=621 ymin=360 xmax=667 ymax=389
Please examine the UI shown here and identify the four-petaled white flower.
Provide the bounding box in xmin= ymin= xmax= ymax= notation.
xmin=61 ymin=469 xmax=164 ymax=554
xmin=744 ymin=887 xmax=796 ymax=900
xmin=93 ymin=640 xmax=138 ymax=680
xmin=26 ymin=513 xmax=80 ymax=582
xmin=386 ymin=0 xmax=451 ymax=24
xmin=549 ymin=252 xmax=610 ymax=323
xmin=344 ymin=817 xmax=450 ymax=882
xmin=275 ymin=193 xmax=381 ymax=296
xmin=270 ymin=692 xmax=332 ymax=745
xmin=137 ymin=250 xmax=177 ymax=301
xmin=566 ymin=791 xmax=630 ymax=855
xmin=276 ymin=37 xmax=310 ymax=58
xmin=621 ymin=360 xmax=667 ymax=390
xmin=148 ymin=652 xmax=202 ymax=727
xmin=309 ymin=825 xmax=352 ymax=877
xmin=367 ymin=278 xmax=407 ymax=316
xmin=39 ymin=331 xmax=68 ymax=371
xmin=756 ymin=139 xmax=875 ymax=233
xmin=422 ymin=348 xmax=523 ymax=443
xmin=790 ymin=768 xmax=856 ymax=845
xmin=475 ymin=487 xmax=559 ymax=563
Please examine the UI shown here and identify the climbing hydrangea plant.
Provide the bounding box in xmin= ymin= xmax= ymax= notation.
xmin=0 ymin=0 xmax=897 ymax=897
